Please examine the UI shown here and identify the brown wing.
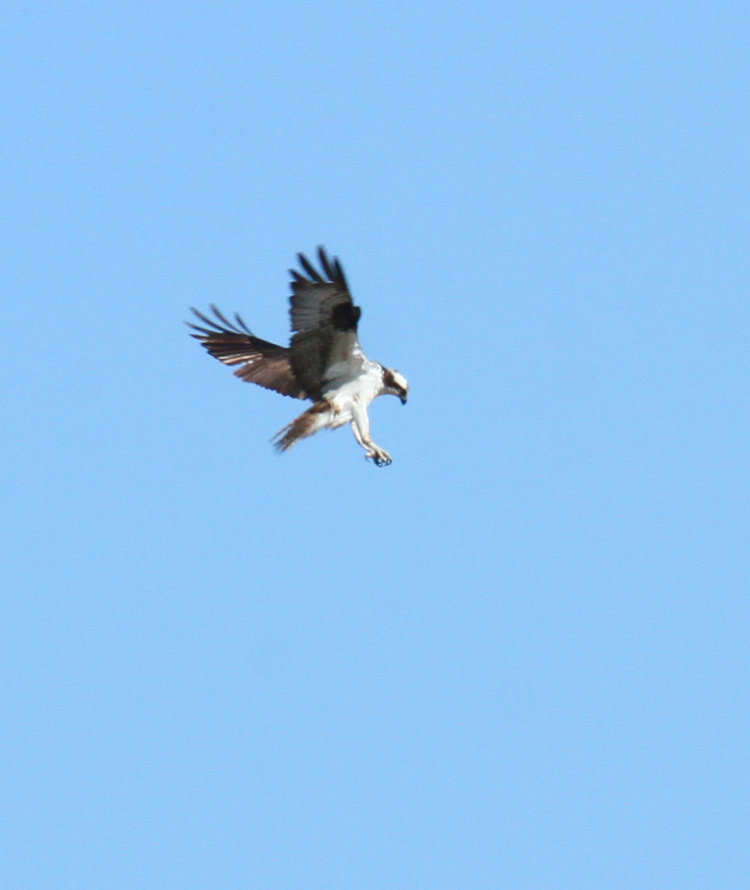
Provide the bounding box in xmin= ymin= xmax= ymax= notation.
xmin=187 ymin=306 xmax=307 ymax=399
xmin=288 ymin=247 xmax=362 ymax=399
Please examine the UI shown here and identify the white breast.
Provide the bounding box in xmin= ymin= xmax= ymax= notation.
xmin=325 ymin=360 xmax=383 ymax=410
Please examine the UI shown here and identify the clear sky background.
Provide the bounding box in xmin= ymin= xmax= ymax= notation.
xmin=2 ymin=2 xmax=748 ymax=887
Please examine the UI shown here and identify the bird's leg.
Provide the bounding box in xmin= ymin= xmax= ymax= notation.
xmin=350 ymin=403 xmax=392 ymax=467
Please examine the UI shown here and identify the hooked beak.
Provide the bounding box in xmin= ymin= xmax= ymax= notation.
xmin=400 ymin=394 xmax=408 ymax=405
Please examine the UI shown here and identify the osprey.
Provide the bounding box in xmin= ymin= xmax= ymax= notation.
xmin=188 ymin=247 xmax=409 ymax=466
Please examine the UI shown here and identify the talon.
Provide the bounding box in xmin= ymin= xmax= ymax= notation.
xmin=365 ymin=448 xmax=392 ymax=467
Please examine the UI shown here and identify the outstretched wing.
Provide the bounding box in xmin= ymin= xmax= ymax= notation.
xmin=187 ymin=306 xmax=306 ymax=399
xmin=288 ymin=247 xmax=362 ymax=399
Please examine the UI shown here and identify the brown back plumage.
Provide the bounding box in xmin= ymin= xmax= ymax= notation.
xmin=188 ymin=248 xmax=361 ymax=401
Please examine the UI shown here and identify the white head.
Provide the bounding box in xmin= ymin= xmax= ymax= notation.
xmin=382 ymin=368 xmax=409 ymax=404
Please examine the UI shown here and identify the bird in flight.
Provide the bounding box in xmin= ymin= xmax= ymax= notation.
xmin=188 ymin=247 xmax=409 ymax=466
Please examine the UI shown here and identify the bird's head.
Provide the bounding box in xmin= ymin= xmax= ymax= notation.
xmin=382 ymin=368 xmax=409 ymax=404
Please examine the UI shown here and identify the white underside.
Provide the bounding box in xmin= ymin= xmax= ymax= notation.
xmin=318 ymin=340 xmax=392 ymax=464
xmin=322 ymin=338 xmax=381 ymax=417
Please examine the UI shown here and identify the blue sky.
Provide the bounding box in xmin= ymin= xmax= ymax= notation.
xmin=3 ymin=1 xmax=748 ymax=887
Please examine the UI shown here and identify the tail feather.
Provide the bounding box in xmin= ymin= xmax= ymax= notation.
xmin=273 ymin=401 xmax=332 ymax=452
